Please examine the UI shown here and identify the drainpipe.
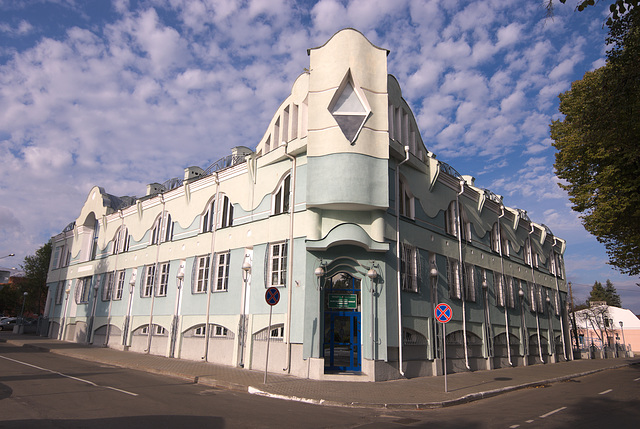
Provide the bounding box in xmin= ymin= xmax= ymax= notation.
xmin=456 ymin=180 xmax=471 ymax=371
xmin=105 ymin=210 xmax=124 ymax=347
xmin=529 ymin=225 xmax=544 ymax=363
xmin=145 ymin=194 xmax=165 ymax=354
xmin=396 ymin=145 xmax=410 ymax=377
xmin=552 ymin=238 xmax=568 ymax=361
xmin=498 ymin=206 xmax=512 ymax=366
xmin=283 ymin=142 xmax=297 ymax=373
xmin=204 ymin=173 xmax=220 ymax=362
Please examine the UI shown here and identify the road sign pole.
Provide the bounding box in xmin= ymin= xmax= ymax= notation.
xmin=443 ymin=321 xmax=447 ymax=393
xmin=264 ymin=304 xmax=273 ymax=384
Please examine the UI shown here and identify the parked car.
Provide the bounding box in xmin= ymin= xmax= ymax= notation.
xmin=0 ymin=317 xmax=17 ymax=330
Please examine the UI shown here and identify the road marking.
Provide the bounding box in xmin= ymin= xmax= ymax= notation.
xmin=598 ymin=389 xmax=612 ymax=395
xmin=525 ymin=420 xmax=534 ymax=424
xmin=509 ymin=425 xmax=520 ymax=428
xmin=0 ymin=355 xmax=138 ymax=396
xmin=540 ymin=407 xmax=567 ymax=418
xmin=634 ymin=377 xmax=640 ymax=382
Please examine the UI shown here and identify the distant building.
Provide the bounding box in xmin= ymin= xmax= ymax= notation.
xmin=572 ymin=304 xmax=639 ymax=356
xmin=44 ymin=29 xmax=570 ymax=381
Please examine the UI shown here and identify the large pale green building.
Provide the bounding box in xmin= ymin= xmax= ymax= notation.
xmin=45 ymin=29 xmax=570 ymax=381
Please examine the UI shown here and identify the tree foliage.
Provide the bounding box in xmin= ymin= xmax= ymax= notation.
xmin=550 ymin=8 xmax=640 ymax=275
xmin=586 ymin=279 xmax=622 ymax=306
xmin=21 ymin=242 xmax=52 ymax=315
xmin=549 ymin=0 xmax=638 ymax=25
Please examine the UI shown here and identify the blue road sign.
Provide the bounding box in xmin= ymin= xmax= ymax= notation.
xmin=435 ymin=303 xmax=452 ymax=323
xmin=265 ymin=287 xmax=280 ymax=306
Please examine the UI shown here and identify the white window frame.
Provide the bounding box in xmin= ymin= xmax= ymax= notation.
xmin=447 ymin=258 xmax=461 ymax=299
xmin=401 ymin=243 xmax=419 ymax=292
xmin=464 ymin=264 xmax=476 ymax=302
xmin=162 ymin=213 xmax=173 ymax=242
xmin=491 ymin=223 xmax=500 ymax=253
xmin=202 ymin=195 xmax=233 ymax=233
xmin=194 ymin=255 xmax=210 ymax=293
xmin=156 ymin=262 xmax=169 ymax=297
xmin=272 ymin=174 xmax=291 ymax=216
xmin=505 ymin=276 xmax=515 ymax=308
xmin=150 ymin=216 xmax=162 ymax=245
xmin=194 ymin=325 xmax=206 ymax=337
xmin=74 ymin=277 xmax=91 ymax=304
xmin=113 ymin=226 xmax=129 ymax=254
xmin=445 ymin=201 xmax=458 ymax=237
xmin=55 ymin=280 xmax=65 ymax=305
xmin=142 ymin=265 xmax=155 ymax=298
xmin=114 ymin=270 xmax=125 ymax=300
xmin=269 ymin=242 xmax=287 ymax=287
xmin=270 ymin=325 xmax=284 ymax=338
xmin=215 ymin=252 xmax=230 ymax=291
xmin=214 ymin=325 xmax=229 ymax=337
xmin=102 ymin=272 xmax=114 ymax=301
xmin=495 ymin=272 xmax=505 ymax=307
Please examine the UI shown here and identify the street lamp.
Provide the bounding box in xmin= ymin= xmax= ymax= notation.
xmin=238 ymin=256 xmax=252 ymax=368
xmin=20 ymin=292 xmax=28 ymax=325
xmin=619 ymin=320 xmax=627 ymax=358
xmin=1 ymin=253 xmax=15 ymax=260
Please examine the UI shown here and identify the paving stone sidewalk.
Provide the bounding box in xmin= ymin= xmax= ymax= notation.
xmin=2 ymin=332 xmax=637 ymax=409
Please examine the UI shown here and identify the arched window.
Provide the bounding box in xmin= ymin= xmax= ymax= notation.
xmin=445 ymin=201 xmax=457 ymax=236
xmin=112 ymin=226 xmax=129 ymax=254
xmin=202 ymin=195 xmax=234 ymax=233
xmin=272 ymin=174 xmax=291 ymax=215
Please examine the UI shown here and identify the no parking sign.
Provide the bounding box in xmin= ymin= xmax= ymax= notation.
xmin=435 ymin=303 xmax=452 ymax=323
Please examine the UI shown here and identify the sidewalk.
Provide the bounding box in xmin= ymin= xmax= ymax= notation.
xmin=2 ymin=332 xmax=638 ymax=409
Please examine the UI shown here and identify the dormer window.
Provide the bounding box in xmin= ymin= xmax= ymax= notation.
xmin=273 ymin=174 xmax=291 ymax=215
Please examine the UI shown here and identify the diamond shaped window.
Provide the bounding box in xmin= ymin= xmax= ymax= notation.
xmin=329 ymin=71 xmax=371 ymax=143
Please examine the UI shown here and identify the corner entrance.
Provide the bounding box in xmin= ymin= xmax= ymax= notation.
xmin=323 ymin=273 xmax=361 ymax=372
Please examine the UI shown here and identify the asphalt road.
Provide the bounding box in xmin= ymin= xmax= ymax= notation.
xmin=1 ymin=342 xmax=638 ymax=428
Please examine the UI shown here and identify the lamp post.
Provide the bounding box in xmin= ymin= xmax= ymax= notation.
xmin=19 ymin=291 xmax=28 ymax=326
xmin=519 ymin=287 xmax=527 ymax=362
xmin=314 ymin=264 xmax=325 ymax=362
xmin=429 ymin=265 xmax=439 ymax=362
xmin=366 ymin=266 xmax=378 ymax=360
xmin=238 ymin=257 xmax=251 ymax=368
xmin=619 ymin=321 xmax=627 ymax=358
xmin=0 ymin=253 xmax=15 ymax=260
xmin=546 ymin=295 xmax=553 ymax=360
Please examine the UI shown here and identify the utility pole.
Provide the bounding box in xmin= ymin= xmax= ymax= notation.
xmin=569 ymin=282 xmax=579 ymax=355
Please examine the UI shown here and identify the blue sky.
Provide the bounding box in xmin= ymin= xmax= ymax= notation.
xmin=1 ymin=0 xmax=638 ymax=312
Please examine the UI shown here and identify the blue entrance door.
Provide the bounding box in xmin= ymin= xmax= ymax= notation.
xmin=323 ymin=273 xmax=361 ymax=372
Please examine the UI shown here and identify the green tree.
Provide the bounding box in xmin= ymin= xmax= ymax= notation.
xmin=604 ymin=279 xmax=622 ymax=307
xmin=587 ymin=281 xmax=608 ymax=304
xmin=21 ymin=242 xmax=52 ymax=316
xmin=548 ymin=1 xmax=638 ymax=25
xmin=550 ymin=8 xmax=640 ymax=275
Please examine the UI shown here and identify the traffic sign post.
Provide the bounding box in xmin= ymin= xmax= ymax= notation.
xmin=435 ymin=303 xmax=452 ymax=393
xmin=264 ymin=287 xmax=280 ymax=384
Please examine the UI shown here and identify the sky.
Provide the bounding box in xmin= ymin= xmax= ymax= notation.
xmin=1 ymin=0 xmax=638 ymax=313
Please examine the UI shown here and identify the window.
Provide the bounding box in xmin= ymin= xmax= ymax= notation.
xmin=202 ymin=196 xmax=233 ymax=233
xmin=90 ymin=220 xmax=99 ymax=261
xmin=495 ymin=272 xmax=505 ymax=307
xmin=447 ymin=258 xmax=461 ymax=299
xmin=163 ymin=213 xmax=174 ymax=242
xmin=528 ymin=282 xmax=539 ymax=312
xmin=156 ymin=262 xmax=169 ymax=297
xmin=502 ymin=237 xmax=510 ymax=257
xmin=460 ymin=208 xmax=471 ymax=242
xmin=269 ymin=242 xmax=287 ymax=287
xmin=328 ymin=71 xmax=370 ymax=143
xmin=525 ymin=238 xmax=532 ymax=266
xmin=398 ymin=177 xmax=415 ymax=219
xmin=114 ymin=270 xmax=125 ymax=300
xmin=150 ymin=216 xmax=162 ymax=245
xmin=113 ymin=226 xmax=129 ymax=254
xmin=271 ymin=326 xmax=284 ymax=338
xmin=55 ymin=280 xmax=65 ymax=305
xmin=445 ymin=201 xmax=458 ymax=236
xmin=140 ymin=325 xmax=166 ymax=336
xmin=491 ymin=223 xmax=500 ymax=253
xmin=142 ymin=265 xmax=155 ymax=298
xmin=102 ymin=272 xmax=114 ymax=301
xmin=74 ymin=277 xmax=91 ymax=304
xmin=273 ymin=175 xmax=291 ymax=215
xmin=215 ymin=252 xmax=230 ymax=291
xmin=194 ymin=326 xmax=206 ymax=337
xmin=401 ymin=243 xmax=419 ymax=292
xmin=194 ymin=255 xmax=210 ymax=293
xmin=464 ymin=264 xmax=476 ymax=302
xmin=505 ymin=276 xmax=515 ymax=308
xmin=214 ymin=325 xmax=229 ymax=337
xmin=52 ymin=245 xmax=64 ymax=269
